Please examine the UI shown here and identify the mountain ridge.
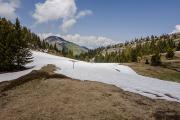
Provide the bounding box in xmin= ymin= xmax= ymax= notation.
xmin=45 ymin=36 xmax=89 ymax=56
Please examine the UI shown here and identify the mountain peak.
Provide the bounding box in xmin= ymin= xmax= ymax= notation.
xmin=45 ymin=36 xmax=67 ymax=43
xmin=45 ymin=36 xmax=88 ymax=55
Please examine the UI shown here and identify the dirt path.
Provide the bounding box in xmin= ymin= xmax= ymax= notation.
xmin=0 ymin=65 xmax=180 ymax=120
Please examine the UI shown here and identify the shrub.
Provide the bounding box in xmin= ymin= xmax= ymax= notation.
xmin=166 ymin=48 xmax=174 ymax=59
xmin=145 ymin=59 xmax=149 ymax=64
xmin=151 ymin=53 xmax=161 ymax=66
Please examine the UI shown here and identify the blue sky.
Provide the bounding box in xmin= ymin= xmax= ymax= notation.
xmin=75 ymin=0 xmax=180 ymax=39
xmin=0 ymin=0 xmax=180 ymax=48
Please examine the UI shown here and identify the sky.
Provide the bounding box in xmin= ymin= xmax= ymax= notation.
xmin=0 ymin=0 xmax=180 ymax=48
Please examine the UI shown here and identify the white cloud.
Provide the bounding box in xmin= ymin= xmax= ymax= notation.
xmin=61 ymin=18 xmax=77 ymax=33
xmin=60 ymin=10 xmax=92 ymax=33
xmin=38 ymin=33 xmax=117 ymax=49
xmin=63 ymin=34 xmax=117 ymax=49
xmin=76 ymin=10 xmax=93 ymax=19
xmin=172 ymin=25 xmax=180 ymax=33
xmin=0 ymin=0 xmax=20 ymax=20
xmin=33 ymin=0 xmax=77 ymax=23
xmin=33 ymin=0 xmax=92 ymax=33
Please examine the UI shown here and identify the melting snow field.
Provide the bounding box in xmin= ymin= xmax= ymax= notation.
xmin=0 ymin=51 xmax=180 ymax=103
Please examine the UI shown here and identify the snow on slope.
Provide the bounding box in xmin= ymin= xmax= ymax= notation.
xmin=0 ymin=51 xmax=180 ymax=103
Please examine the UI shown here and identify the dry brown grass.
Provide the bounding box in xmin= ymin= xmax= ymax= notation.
xmin=0 ymin=64 xmax=68 ymax=93
xmin=0 ymin=65 xmax=180 ymax=120
xmin=122 ymin=52 xmax=180 ymax=83
xmin=40 ymin=64 xmax=57 ymax=74
xmin=123 ymin=63 xmax=180 ymax=83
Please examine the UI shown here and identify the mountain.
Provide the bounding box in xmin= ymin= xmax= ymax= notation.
xmin=45 ymin=36 xmax=89 ymax=56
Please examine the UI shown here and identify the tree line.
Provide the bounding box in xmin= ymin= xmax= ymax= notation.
xmin=77 ymin=34 xmax=180 ymax=65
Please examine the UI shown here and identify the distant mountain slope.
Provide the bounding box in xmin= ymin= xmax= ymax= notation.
xmin=101 ymin=33 xmax=180 ymax=55
xmin=78 ymin=33 xmax=180 ymax=62
xmin=45 ymin=36 xmax=88 ymax=55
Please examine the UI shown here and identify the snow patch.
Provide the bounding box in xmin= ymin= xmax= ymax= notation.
xmin=0 ymin=51 xmax=180 ymax=103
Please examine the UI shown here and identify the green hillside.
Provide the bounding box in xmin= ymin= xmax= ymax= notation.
xmin=45 ymin=36 xmax=88 ymax=56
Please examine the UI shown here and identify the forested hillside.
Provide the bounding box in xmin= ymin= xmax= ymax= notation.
xmin=77 ymin=34 xmax=180 ymax=63
xmin=0 ymin=18 xmax=60 ymax=71
xmin=45 ymin=36 xmax=88 ymax=56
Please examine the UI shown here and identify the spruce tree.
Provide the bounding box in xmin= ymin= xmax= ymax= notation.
xmin=14 ymin=18 xmax=32 ymax=68
xmin=0 ymin=18 xmax=16 ymax=70
xmin=131 ymin=49 xmax=138 ymax=62
xmin=0 ymin=18 xmax=32 ymax=71
xmin=54 ymin=43 xmax=58 ymax=52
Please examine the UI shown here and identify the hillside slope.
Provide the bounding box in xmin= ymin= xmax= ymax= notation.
xmin=78 ymin=33 xmax=180 ymax=63
xmin=0 ymin=66 xmax=180 ymax=120
xmin=0 ymin=51 xmax=180 ymax=103
xmin=45 ymin=36 xmax=88 ymax=55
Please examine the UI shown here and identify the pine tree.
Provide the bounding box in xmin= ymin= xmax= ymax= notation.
xmin=150 ymin=39 xmax=156 ymax=54
xmin=167 ymin=39 xmax=175 ymax=49
xmin=0 ymin=18 xmax=32 ymax=71
xmin=0 ymin=18 xmax=16 ymax=70
xmin=54 ymin=43 xmax=58 ymax=52
xmin=130 ymin=49 xmax=138 ymax=62
xmin=62 ymin=47 xmax=68 ymax=56
xmin=14 ymin=18 xmax=32 ymax=68
xmin=42 ymin=40 xmax=46 ymax=49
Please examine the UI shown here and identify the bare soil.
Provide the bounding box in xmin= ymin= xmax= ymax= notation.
xmin=0 ymin=65 xmax=180 ymax=120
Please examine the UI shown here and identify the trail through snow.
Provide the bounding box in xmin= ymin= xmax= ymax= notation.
xmin=0 ymin=51 xmax=180 ymax=103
